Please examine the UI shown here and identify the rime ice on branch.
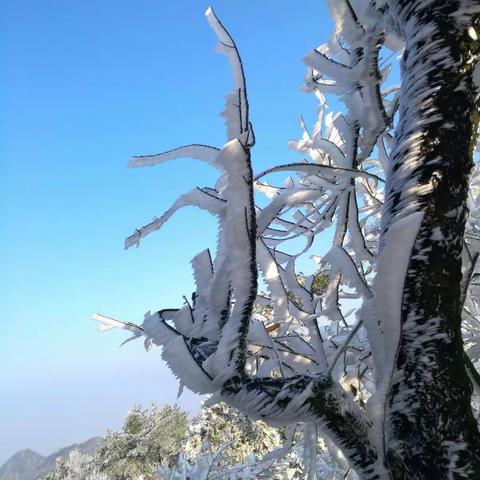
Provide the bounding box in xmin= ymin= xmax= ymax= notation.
xmin=95 ymin=2 xmax=480 ymax=478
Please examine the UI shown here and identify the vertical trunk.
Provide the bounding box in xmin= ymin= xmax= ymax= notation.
xmin=382 ymin=2 xmax=480 ymax=478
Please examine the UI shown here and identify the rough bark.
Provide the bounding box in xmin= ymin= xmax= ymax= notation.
xmin=381 ymin=2 xmax=480 ymax=478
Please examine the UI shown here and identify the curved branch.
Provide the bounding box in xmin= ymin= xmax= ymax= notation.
xmin=255 ymin=162 xmax=384 ymax=183
xmin=129 ymin=144 xmax=220 ymax=169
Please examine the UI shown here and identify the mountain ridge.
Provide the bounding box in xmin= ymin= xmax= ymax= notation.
xmin=0 ymin=437 xmax=104 ymax=480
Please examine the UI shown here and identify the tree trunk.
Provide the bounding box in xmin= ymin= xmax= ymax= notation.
xmin=382 ymin=2 xmax=480 ymax=478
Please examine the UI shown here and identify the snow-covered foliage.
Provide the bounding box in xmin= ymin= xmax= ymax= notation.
xmin=157 ymin=443 xmax=350 ymax=480
xmin=185 ymin=402 xmax=282 ymax=464
xmin=45 ymin=403 xmax=351 ymax=480
xmin=96 ymin=1 xmax=480 ymax=478
xmin=45 ymin=405 xmax=187 ymax=480
xmin=93 ymin=405 xmax=188 ymax=479
xmin=159 ymin=414 xmax=352 ymax=480
xmin=44 ymin=450 xmax=109 ymax=480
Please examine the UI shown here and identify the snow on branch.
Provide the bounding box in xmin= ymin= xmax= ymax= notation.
xmin=255 ymin=162 xmax=384 ymax=184
xmin=128 ymin=144 xmax=220 ymax=170
xmin=124 ymin=187 xmax=225 ymax=249
xmin=205 ymin=7 xmax=250 ymax=141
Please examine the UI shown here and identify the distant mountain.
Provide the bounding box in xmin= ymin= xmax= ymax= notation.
xmin=0 ymin=450 xmax=45 ymax=480
xmin=0 ymin=437 xmax=104 ymax=480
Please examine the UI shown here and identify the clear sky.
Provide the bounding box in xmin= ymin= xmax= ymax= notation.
xmin=0 ymin=0 xmax=332 ymax=464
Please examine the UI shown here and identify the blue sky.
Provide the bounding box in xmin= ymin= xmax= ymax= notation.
xmin=0 ymin=0 xmax=332 ymax=463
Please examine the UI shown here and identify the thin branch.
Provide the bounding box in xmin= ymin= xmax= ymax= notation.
xmin=326 ymin=318 xmax=364 ymax=376
xmin=255 ymin=162 xmax=384 ymax=183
